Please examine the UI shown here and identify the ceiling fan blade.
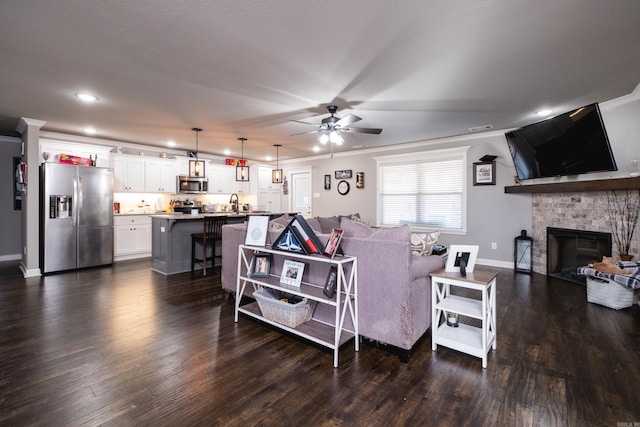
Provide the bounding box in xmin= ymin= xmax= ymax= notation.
xmin=335 ymin=114 xmax=361 ymax=127
xmin=290 ymin=129 xmax=321 ymax=136
xmin=344 ymin=126 xmax=383 ymax=134
xmin=290 ymin=119 xmax=321 ymax=126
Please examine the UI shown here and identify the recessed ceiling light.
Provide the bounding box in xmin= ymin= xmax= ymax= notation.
xmin=84 ymin=127 xmax=97 ymax=135
xmin=167 ymin=140 xmax=176 ymax=147
xmin=223 ymin=149 xmax=231 ymax=156
xmin=536 ymin=109 xmax=552 ymax=117
xmin=266 ymin=156 xmax=272 ymax=161
xmin=313 ymin=146 xmax=320 ymax=153
xmin=75 ymin=92 xmax=99 ymax=103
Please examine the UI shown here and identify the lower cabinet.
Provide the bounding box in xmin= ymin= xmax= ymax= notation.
xmin=114 ymin=215 xmax=152 ymax=260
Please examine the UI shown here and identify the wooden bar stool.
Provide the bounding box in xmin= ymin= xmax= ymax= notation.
xmin=191 ymin=217 xmax=227 ymax=275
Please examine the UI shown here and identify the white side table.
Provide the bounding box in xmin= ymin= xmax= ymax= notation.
xmin=430 ymin=268 xmax=497 ymax=368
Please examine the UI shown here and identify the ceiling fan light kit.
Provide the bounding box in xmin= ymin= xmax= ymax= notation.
xmin=272 ymin=144 xmax=283 ymax=184
xmin=236 ymin=137 xmax=250 ymax=182
xmin=291 ymin=104 xmax=382 ymax=152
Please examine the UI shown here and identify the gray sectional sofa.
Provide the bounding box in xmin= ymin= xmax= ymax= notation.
xmin=221 ymin=215 xmax=445 ymax=361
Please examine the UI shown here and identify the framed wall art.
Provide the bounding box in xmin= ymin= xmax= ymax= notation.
xmin=334 ymin=170 xmax=352 ymax=179
xmin=473 ymin=161 xmax=496 ymax=186
xmin=324 ymin=174 xmax=331 ymax=190
xmin=356 ymin=172 xmax=364 ymax=188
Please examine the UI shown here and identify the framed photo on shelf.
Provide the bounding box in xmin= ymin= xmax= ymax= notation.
xmin=324 ymin=174 xmax=331 ymax=190
xmin=473 ymin=161 xmax=496 ymax=186
xmin=323 ymin=228 xmax=344 ymax=259
xmin=244 ymin=215 xmax=270 ymax=246
xmin=323 ymin=266 xmax=338 ymax=298
xmin=249 ymin=253 xmax=270 ymax=278
xmin=334 ymin=169 xmax=352 ymax=179
xmin=280 ymin=260 xmax=305 ymax=287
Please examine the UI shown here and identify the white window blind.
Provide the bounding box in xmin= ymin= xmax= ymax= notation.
xmin=376 ymin=148 xmax=467 ymax=232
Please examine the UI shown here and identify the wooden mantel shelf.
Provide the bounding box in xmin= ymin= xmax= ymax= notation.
xmin=504 ymin=176 xmax=640 ymax=194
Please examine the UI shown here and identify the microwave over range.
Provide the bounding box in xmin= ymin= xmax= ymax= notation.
xmin=177 ymin=175 xmax=208 ymax=194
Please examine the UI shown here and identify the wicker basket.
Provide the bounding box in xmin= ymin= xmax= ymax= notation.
xmin=253 ymin=288 xmax=316 ymax=328
xmin=586 ymin=277 xmax=634 ymax=310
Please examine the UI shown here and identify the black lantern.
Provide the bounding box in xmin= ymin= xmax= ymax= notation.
xmin=514 ymin=230 xmax=533 ymax=274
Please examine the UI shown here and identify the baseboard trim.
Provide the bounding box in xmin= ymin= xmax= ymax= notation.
xmin=0 ymin=254 xmax=22 ymax=262
xmin=476 ymin=257 xmax=513 ymax=269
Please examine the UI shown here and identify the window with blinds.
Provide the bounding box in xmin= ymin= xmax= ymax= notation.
xmin=375 ymin=147 xmax=467 ymax=232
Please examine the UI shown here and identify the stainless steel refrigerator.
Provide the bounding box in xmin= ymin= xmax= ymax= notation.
xmin=40 ymin=163 xmax=114 ymax=274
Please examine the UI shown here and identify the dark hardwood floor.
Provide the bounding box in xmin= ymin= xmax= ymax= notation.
xmin=1 ymin=259 xmax=639 ymax=426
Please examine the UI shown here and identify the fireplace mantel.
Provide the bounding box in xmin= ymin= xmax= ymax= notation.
xmin=505 ymin=176 xmax=640 ymax=194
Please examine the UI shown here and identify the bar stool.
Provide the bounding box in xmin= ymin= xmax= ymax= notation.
xmin=191 ymin=216 xmax=227 ymax=275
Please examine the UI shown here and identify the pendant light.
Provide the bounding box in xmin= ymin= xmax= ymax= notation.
xmin=272 ymin=144 xmax=283 ymax=184
xmin=189 ymin=127 xmax=204 ymax=177
xmin=236 ymin=137 xmax=250 ymax=181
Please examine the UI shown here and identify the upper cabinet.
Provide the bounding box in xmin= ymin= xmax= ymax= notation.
xmin=145 ymin=159 xmax=177 ymax=193
xmin=207 ymin=164 xmax=251 ymax=194
xmin=113 ymin=156 xmax=146 ymax=192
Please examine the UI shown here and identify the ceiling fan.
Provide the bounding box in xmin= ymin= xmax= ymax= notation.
xmin=290 ymin=105 xmax=382 ymax=145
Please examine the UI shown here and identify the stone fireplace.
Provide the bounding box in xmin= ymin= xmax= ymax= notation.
xmin=531 ymin=191 xmax=638 ymax=276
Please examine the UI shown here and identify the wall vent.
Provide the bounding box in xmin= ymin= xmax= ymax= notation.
xmin=468 ymin=124 xmax=493 ymax=132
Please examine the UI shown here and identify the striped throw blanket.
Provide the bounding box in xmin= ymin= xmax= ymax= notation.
xmin=577 ymin=261 xmax=640 ymax=289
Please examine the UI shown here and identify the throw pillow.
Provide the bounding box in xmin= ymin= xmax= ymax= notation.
xmin=317 ymin=216 xmax=340 ymax=234
xmin=340 ymin=217 xmax=374 ymax=238
xmin=410 ymin=231 xmax=440 ymax=256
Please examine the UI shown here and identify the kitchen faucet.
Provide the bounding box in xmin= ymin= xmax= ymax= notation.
xmin=229 ymin=193 xmax=239 ymax=213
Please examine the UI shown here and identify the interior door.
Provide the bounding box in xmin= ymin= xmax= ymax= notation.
xmin=290 ymin=169 xmax=312 ymax=217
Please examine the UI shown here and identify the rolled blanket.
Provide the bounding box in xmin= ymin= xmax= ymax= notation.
xmin=577 ymin=265 xmax=640 ymax=290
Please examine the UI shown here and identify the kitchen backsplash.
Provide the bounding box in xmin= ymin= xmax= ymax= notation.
xmin=113 ymin=193 xmax=252 ymax=214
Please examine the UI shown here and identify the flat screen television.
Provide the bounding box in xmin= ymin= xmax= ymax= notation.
xmin=506 ymin=103 xmax=617 ymax=180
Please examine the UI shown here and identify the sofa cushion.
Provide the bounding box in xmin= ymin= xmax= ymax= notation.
xmin=317 ymin=216 xmax=340 ymax=234
xmin=269 ymin=214 xmax=292 ymax=231
xmin=340 ymin=217 xmax=374 ymax=238
xmin=370 ymin=224 xmax=411 ymax=242
xmin=306 ymin=217 xmax=322 ymax=234
xmin=410 ymin=231 xmax=440 ymax=256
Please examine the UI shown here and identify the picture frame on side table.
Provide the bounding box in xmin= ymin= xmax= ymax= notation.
xmin=280 ymin=260 xmax=305 ymax=287
xmin=445 ymin=245 xmax=479 ymax=273
xmin=323 ymin=266 xmax=338 ymax=298
xmin=473 ymin=161 xmax=496 ymax=186
xmin=244 ymin=215 xmax=270 ymax=246
xmin=323 ymin=228 xmax=344 ymax=259
xmin=249 ymin=253 xmax=270 ymax=278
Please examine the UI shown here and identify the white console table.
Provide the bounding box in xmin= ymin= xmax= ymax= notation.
xmin=430 ymin=268 xmax=497 ymax=368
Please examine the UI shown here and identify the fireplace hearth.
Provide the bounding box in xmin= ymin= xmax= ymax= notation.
xmin=547 ymin=227 xmax=612 ymax=285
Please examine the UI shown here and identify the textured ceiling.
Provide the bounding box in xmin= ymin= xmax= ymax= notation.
xmin=1 ymin=0 xmax=639 ymax=161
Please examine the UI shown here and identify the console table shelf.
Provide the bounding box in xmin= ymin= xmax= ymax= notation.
xmin=234 ymin=245 xmax=358 ymax=368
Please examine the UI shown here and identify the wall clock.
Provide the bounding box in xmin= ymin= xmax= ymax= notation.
xmin=337 ymin=180 xmax=350 ymax=195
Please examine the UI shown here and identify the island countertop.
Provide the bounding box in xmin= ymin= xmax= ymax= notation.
xmin=150 ymin=212 xmax=294 ymax=275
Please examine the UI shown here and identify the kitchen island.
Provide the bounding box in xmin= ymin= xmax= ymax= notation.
xmin=150 ymin=212 xmax=290 ymax=275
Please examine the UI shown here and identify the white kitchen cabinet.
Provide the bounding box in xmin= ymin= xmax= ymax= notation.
xmin=145 ymin=159 xmax=177 ymax=193
xmin=114 ymin=215 xmax=152 ymax=260
xmin=256 ymin=166 xmax=282 ymax=211
xmin=207 ymin=164 xmax=249 ymax=194
xmin=113 ymin=156 xmax=146 ymax=192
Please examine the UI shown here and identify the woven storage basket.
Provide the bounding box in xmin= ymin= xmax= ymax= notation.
xmin=253 ymin=288 xmax=316 ymax=328
xmin=586 ymin=277 xmax=634 ymax=310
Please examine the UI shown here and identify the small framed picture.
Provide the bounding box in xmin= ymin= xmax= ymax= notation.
xmin=249 ymin=253 xmax=270 ymax=278
xmin=473 ymin=161 xmax=496 ymax=186
xmin=244 ymin=215 xmax=270 ymax=246
xmin=356 ymin=172 xmax=364 ymax=189
xmin=323 ymin=228 xmax=344 ymax=259
xmin=334 ymin=169 xmax=352 ymax=179
xmin=280 ymin=260 xmax=305 ymax=287
xmin=323 ymin=266 xmax=338 ymax=298
xmin=324 ymin=174 xmax=331 ymax=190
